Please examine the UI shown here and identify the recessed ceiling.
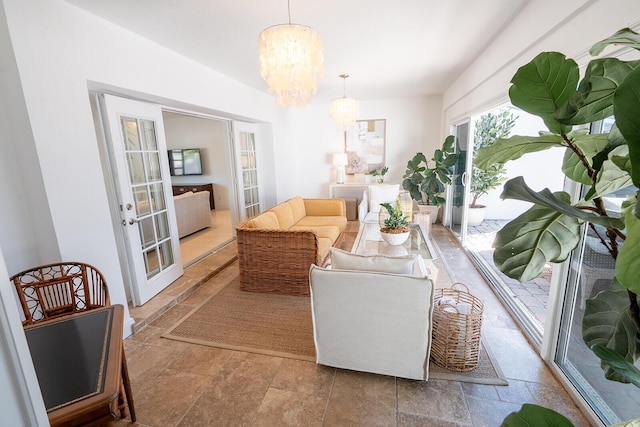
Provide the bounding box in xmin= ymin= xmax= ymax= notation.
xmin=64 ymin=0 xmax=528 ymax=104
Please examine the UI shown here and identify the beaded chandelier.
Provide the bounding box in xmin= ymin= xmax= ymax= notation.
xmin=329 ymin=74 xmax=359 ymax=129
xmin=258 ymin=1 xmax=323 ymax=107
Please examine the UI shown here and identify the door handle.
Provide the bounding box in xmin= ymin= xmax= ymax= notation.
xmin=461 ymin=171 xmax=468 ymax=187
xmin=129 ymin=218 xmax=141 ymax=225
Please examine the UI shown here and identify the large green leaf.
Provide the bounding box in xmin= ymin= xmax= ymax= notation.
xmin=501 ymin=403 xmax=574 ymax=427
xmin=555 ymin=59 xmax=640 ymax=125
xmin=583 ymin=280 xmax=640 ymax=382
xmin=474 ymin=134 xmax=564 ymax=169
xmin=590 ymin=27 xmax=640 ymax=56
xmin=562 ymin=133 xmax=609 ymax=185
xmin=596 ymin=153 xmax=631 ymax=196
xmin=493 ymin=199 xmax=582 ymax=282
xmin=500 ymin=177 xmax=625 ymax=229
xmin=614 ymin=66 xmax=640 ymax=187
xmin=616 ymin=199 xmax=640 ymax=294
xmin=592 ymin=124 xmax=626 ymax=172
xmin=509 ymin=52 xmax=578 ymax=135
xmin=591 ymin=345 xmax=640 ymax=388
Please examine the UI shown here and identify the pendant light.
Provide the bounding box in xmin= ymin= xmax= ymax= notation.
xmin=330 ymin=74 xmax=360 ymax=130
xmin=258 ymin=0 xmax=324 ymax=107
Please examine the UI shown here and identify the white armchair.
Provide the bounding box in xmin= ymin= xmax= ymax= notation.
xmin=309 ymin=249 xmax=435 ymax=380
xmin=358 ymin=184 xmax=401 ymax=224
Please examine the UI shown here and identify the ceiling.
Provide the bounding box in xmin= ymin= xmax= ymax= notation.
xmin=64 ymin=0 xmax=529 ymax=104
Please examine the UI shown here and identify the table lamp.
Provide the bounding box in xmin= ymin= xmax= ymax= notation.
xmin=333 ymin=153 xmax=348 ymax=184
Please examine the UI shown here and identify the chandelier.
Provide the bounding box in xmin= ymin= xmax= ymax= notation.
xmin=330 ymin=74 xmax=359 ymax=130
xmin=258 ymin=1 xmax=324 ymax=107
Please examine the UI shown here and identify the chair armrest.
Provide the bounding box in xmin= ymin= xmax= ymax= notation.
xmin=358 ymin=190 xmax=369 ymax=222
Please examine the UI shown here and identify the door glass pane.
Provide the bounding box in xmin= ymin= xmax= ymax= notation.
xmin=149 ymin=183 xmax=165 ymax=212
xmin=139 ymin=217 xmax=155 ymax=249
xmin=155 ymin=212 xmax=170 ymax=241
xmin=127 ymin=153 xmax=145 ymax=184
xmin=133 ymin=187 xmax=150 ymax=215
xmin=140 ymin=119 xmax=157 ymax=150
xmin=144 ymin=247 xmax=160 ymax=279
xmin=146 ymin=152 xmax=162 ymax=181
xmin=159 ymin=240 xmax=174 ymax=269
xmin=122 ymin=118 xmax=140 ymax=150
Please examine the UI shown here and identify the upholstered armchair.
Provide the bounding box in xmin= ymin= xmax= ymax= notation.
xmin=309 ymin=249 xmax=436 ymax=380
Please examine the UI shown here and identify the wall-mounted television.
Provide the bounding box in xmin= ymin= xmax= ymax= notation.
xmin=168 ymin=148 xmax=202 ymax=176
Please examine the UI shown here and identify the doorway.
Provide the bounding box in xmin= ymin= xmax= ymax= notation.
xmin=91 ymin=93 xmax=267 ymax=306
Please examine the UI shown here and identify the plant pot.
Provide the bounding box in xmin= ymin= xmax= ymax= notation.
xmin=467 ymin=205 xmax=486 ymax=226
xmin=380 ymin=230 xmax=410 ymax=246
xmin=417 ymin=204 xmax=439 ymax=223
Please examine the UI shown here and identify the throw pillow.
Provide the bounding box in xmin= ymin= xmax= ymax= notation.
xmin=329 ymin=247 xmax=417 ymax=275
xmin=369 ymin=184 xmax=400 ymax=213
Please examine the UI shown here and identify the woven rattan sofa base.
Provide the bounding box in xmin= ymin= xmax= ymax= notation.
xmin=237 ymin=228 xmax=344 ymax=296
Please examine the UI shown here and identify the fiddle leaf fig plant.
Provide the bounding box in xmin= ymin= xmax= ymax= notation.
xmin=476 ymin=27 xmax=640 ymax=398
xmin=470 ymin=110 xmax=516 ymax=208
xmin=402 ymin=135 xmax=458 ymax=206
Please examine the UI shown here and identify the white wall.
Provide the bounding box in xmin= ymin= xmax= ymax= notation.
xmin=274 ymin=96 xmax=443 ymax=201
xmin=163 ymin=114 xmax=233 ymax=210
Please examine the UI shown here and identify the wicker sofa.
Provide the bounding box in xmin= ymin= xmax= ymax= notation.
xmin=236 ymin=196 xmax=347 ymax=296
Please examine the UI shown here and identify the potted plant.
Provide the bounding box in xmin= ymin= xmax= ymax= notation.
xmin=473 ymin=28 xmax=640 ymax=425
xmin=402 ymin=135 xmax=459 ymax=223
xmin=467 ymin=110 xmax=516 ymax=226
xmin=369 ymin=166 xmax=388 ymax=183
xmin=379 ymin=201 xmax=410 ymax=245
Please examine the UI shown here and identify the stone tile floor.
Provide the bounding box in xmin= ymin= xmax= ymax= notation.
xmin=117 ymin=225 xmax=592 ymax=426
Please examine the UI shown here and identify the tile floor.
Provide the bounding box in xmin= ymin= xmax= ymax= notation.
xmin=180 ymin=209 xmax=234 ymax=266
xmin=119 ymin=225 xmax=593 ymax=427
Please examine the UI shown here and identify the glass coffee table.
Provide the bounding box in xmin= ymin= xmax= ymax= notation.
xmin=352 ymin=222 xmax=437 ymax=260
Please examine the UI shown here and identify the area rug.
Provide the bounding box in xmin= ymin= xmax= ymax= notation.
xmin=163 ymin=270 xmax=507 ymax=385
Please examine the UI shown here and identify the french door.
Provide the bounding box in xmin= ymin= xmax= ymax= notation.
xmin=233 ymin=122 xmax=262 ymax=221
xmin=101 ymin=95 xmax=183 ymax=305
xmin=447 ymin=121 xmax=472 ymax=238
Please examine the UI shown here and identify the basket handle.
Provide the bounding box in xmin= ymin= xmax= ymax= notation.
xmin=437 ymin=303 xmax=460 ymax=313
xmin=451 ymin=282 xmax=469 ymax=293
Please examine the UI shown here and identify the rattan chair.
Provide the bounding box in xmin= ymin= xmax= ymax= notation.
xmin=10 ymin=262 xmax=110 ymax=326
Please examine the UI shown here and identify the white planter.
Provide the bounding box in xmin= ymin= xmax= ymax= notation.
xmin=380 ymin=231 xmax=410 ymax=245
xmin=417 ymin=204 xmax=439 ymax=223
xmin=467 ymin=206 xmax=486 ymax=226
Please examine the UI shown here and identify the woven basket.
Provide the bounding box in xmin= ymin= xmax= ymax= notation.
xmin=431 ymin=283 xmax=484 ymax=372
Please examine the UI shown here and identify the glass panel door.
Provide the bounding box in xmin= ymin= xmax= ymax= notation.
xmin=101 ymin=95 xmax=183 ymax=306
xmin=553 ymin=117 xmax=640 ymax=424
xmin=233 ymin=122 xmax=262 ymax=221
xmin=448 ymin=121 xmax=471 ymax=239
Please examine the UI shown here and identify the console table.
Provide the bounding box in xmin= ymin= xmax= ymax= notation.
xmin=172 ymin=183 xmax=215 ymax=209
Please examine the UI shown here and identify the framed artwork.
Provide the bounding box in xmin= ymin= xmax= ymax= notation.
xmin=345 ymin=119 xmax=386 ymax=175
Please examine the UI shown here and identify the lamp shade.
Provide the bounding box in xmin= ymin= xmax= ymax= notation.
xmin=333 ymin=153 xmax=348 ymax=166
xmin=258 ymin=24 xmax=324 ymax=107
xmin=330 ymin=97 xmax=360 ymax=130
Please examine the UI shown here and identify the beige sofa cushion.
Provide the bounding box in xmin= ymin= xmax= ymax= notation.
xmin=317 ymin=237 xmax=333 ymax=262
xmin=296 ymin=216 xmax=347 ymax=231
xmin=269 ymin=203 xmax=295 ymax=230
xmin=290 ymin=225 xmax=341 ymax=242
xmin=246 ymin=212 xmax=279 ymax=229
xmin=287 ymin=197 xmax=307 ymax=223
xmin=304 ymin=199 xmax=345 ymax=216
